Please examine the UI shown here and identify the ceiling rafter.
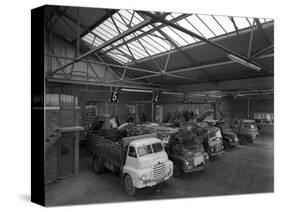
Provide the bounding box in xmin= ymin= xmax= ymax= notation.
xmin=116 ymin=11 xmax=163 ymax=71
xmin=51 ymin=17 xmax=153 ymax=73
xmin=139 ymin=11 xmax=271 ymax=74
xmin=102 ymin=13 xmax=190 ymax=54
xmin=149 ymin=22 xmax=217 ymax=82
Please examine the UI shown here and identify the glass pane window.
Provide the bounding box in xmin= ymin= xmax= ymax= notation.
xmin=233 ymin=17 xmax=251 ymax=29
xmin=213 ymin=15 xmax=235 ymax=33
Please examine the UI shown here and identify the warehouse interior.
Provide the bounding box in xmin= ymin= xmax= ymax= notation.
xmin=43 ymin=5 xmax=274 ymax=206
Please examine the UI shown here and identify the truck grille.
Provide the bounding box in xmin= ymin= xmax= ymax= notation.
xmin=215 ymin=144 xmax=222 ymax=152
xmin=153 ymin=162 xmax=165 ymax=183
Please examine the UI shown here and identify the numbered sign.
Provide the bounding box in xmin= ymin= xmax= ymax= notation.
xmin=110 ymin=91 xmax=119 ymax=103
xmin=183 ymin=94 xmax=190 ymax=103
xmin=152 ymin=92 xmax=160 ymax=103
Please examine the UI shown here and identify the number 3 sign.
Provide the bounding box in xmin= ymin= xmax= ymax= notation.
xmin=111 ymin=91 xmax=119 ymax=103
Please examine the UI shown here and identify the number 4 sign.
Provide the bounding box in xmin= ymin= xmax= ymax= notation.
xmin=110 ymin=91 xmax=119 ymax=103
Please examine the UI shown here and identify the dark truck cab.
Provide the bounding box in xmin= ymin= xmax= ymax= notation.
xmin=197 ymin=111 xmax=239 ymax=149
xmin=185 ymin=122 xmax=224 ymax=157
xmin=167 ymin=131 xmax=209 ymax=176
xmin=136 ymin=123 xmax=209 ymax=176
xmin=215 ymin=121 xmax=239 ymax=149
xmin=231 ymin=119 xmax=259 ymax=144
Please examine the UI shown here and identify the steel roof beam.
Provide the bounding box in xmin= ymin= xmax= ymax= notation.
xmin=102 ymin=13 xmax=190 ymax=54
xmin=73 ymin=9 xmax=117 ymax=43
xmin=150 ymin=23 xmax=217 ymax=82
xmin=52 ymin=18 xmax=153 ymax=73
xmin=139 ymin=11 xmax=266 ymax=72
xmin=47 ymin=54 xmax=158 ymax=74
xmin=47 ymin=76 xmax=174 ymax=91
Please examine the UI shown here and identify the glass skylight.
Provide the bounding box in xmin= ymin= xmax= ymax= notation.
xmin=82 ymin=10 xmax=272 ymax=64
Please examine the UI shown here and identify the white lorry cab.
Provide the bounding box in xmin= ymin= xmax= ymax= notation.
xmin=123 ymin=137 xmax=173 ymax=195
xmin=88 ymin=130 xmax=173 ymax=196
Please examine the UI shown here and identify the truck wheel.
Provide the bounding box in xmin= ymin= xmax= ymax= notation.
xmin=124 ymin=174 xmax=137 ymax=196
xmin=173 ymin=165 xmax=181 ymax=177
xmin=239 ymin=136 xmax=248 ymax=145
xmin=92 ymin=157 xmax=104 ymax=173
xmin=223 ymin=139 xmax=230 ymax=150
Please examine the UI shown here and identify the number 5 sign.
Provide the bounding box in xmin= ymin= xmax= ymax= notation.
xmin=110 ymin=91 xmax=119 ymax=103
xmin=152 ymin=92 xmax=160 ymax=103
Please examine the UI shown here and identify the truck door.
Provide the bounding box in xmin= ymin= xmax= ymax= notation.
xmin=126 ymin=146 xmax=138 ymax=169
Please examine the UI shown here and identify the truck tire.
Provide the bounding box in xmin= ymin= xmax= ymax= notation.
xmin=124 ymin=174 xmax=137 ymax=196
xmin=92 ymin=156 xmax=104 ymax=173
xmin=173 ymin=164 xmax=181 ymax=177
xmin=239 ymin=136 xmax=248 ymax=145
xmin=223 ymin=139 xmax=230 ymax=150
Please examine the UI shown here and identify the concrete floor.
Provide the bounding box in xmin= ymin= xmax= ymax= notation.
xmin=45 ymin=132 xmax=274 ymax=206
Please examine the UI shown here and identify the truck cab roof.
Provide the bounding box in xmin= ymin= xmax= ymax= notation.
xmin=130 ymin=137 xmax=162 ymax=148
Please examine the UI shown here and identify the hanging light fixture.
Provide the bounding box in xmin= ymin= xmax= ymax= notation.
xmin=228 ymin=54 xmax=261 ymax=71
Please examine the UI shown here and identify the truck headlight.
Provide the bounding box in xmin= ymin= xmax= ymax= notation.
xmin=141 ymin=175 xmax=146 ymax=181
xmin=185 ymin=161 xmax=189 ymax=166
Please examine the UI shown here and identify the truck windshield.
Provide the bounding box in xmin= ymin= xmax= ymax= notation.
xmin=242 ymin=122 xmax=256 ymax=128
xmin=138 ymin=145 xmax=153 ymax=157
xmin=152 ymin=142 xmax=164 ymax=153
xmin=208 ymin=130 xmax=222 ymax=140
xmin=137 ymin=142 xmax=164 ymax=157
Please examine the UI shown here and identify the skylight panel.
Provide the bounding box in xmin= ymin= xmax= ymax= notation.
xmin=161 ymin=26 xmax=185 ymax=46
xmin=94 ymin=25 xmax=115 ymax=38
xmin=152 ymin=31 xmax=169 ymax=41
xmin=233 ymin=17 xmax=251 ymax=29
xmin=107 ymin=53 xmax=128 ymax=64
xmin=186 ymin=15 xmax=214 ymax=38
xmin=117 ymin=45 xmax=132 ymax=56
xmin=246 ymin=17 xmax=255 ymax=26
xmin=132 ymin=40 xmax=158 ymax=55
xmin=94 ymin=37 xmax=104 ymax=46
xmin=126 ymin=43 xmax=148 ymax=58
xmin=103 ymin=19 xmax=119 ymax=35
xmin=213 ymin=15 xmax=235 ymax=33
xmin=118 ymin=10 xmax=133 ymax=25
xmin=145 ymin=33 xmax=170 ymax=50
xmin=170 ymin=13 xmax=183 ymax=19
xmin=197 ymin=15 xmax=225 ymax=36
xmin=141 ymin=25 xmax=154 ymax=32
xmin=177 ymin=19 xmax=201 ymax=42
xmin=101 ymin=23 xmax=119 ymax=37
xmin=111 ymin=16 xmax=128 ymax=32
xmin=138 ymin=37 xmax=162 ymax=54
xmin=82 ymin=36 xmax=92 ymax=44
xmin=259 ymin=18 xmax=265 ymax=24
xmin=147 ymin=34 xmax=171 ymax=50
xmin=127 ymin=41 xmax=150 ymax=56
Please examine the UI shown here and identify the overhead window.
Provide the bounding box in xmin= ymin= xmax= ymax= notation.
xmin=82 ymin=10 xmax=272 ymax=64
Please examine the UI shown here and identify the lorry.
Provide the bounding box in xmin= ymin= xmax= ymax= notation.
xmin=197 ymin=111 xmax=239 ymax=149
xmin=184 ymin=122 xmax=224 ymax=157
xmin=231 ymin=119 xmax=259 ymax=144
xmin=87 ymin=128 xmax=173 ymax=196
xmin=167 ymin=131 xmax=209 ymax=176
xmin=214 ymin=121 xmax=239 ymax=149
xmin=136 ymin=123 xmax=209 ymax=176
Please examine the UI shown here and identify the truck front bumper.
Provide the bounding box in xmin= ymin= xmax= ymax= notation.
xmin=135 ymin=172 xmax=173 ymax=189
xmin=183 ymin=161 xmax=208 ymax=173
xmin=209 ymin=150 xmax=224 ymax=157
